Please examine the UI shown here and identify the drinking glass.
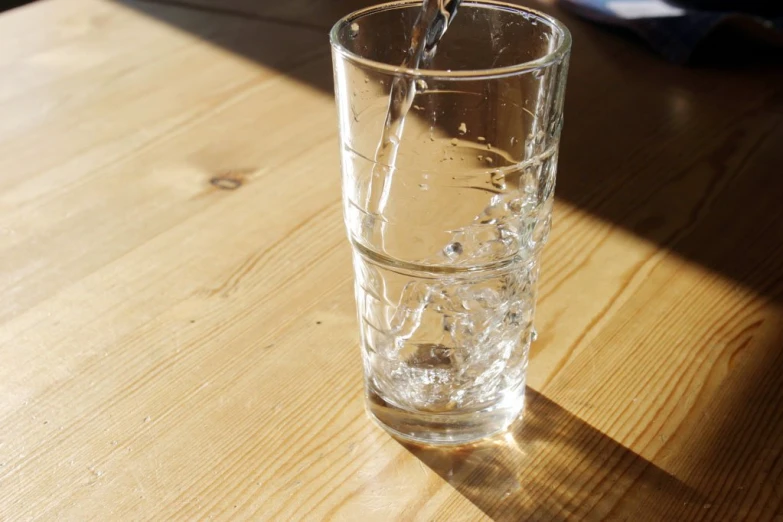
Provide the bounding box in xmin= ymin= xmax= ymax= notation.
xmin=331 ymin=0 xmax=571 ymax=444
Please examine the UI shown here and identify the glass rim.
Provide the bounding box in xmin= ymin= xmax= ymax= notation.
xmin=329 ymin=0 xmax=572 ymax=81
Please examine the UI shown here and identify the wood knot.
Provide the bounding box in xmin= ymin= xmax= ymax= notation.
xmin=210 ymin=175 xmax=242 ymax=190
xmin=207 ymin=168 xmax=260 ymax=192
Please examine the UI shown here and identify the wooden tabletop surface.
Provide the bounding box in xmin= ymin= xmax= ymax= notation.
xmin=1 ymin=0 xmax=782 ymax=519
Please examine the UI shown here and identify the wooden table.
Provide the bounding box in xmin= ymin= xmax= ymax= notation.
xmin=1 ymin=0 xmax=782 ymax=519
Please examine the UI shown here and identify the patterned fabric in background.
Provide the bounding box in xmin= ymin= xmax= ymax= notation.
xmin=558 ymin=0 xmax=783 ymax=63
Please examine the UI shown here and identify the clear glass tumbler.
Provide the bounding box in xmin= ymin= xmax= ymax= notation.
xmin=331 ymin=1 xmax=571 ymax=444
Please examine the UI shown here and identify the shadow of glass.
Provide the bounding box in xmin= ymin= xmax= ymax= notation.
xmin=399 ymin=389 xmax=703 ymax=520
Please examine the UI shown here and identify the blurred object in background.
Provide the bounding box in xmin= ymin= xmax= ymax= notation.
xmin=0 ymin=0 xmax=32 ymax=12
xmin=559 ymin=0 xmax=783 ymax=64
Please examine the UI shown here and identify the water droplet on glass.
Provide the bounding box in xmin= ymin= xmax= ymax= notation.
xmin=485 ymin=156 xmax=494 ymax=165
xmin=477 ymin=154 xmax=483 ymax=161
xmin=451 ymin=138 xmax=458 ymax=146
xmin=510 ymin=136 xmax=518 ymax=146
xmin=490 ymin=171 xmax=505 ymax=189
xmin=443 ymin=242 xmax=463 ymax=260
xmin=531 ymin=326 xmax=538 ymax=342
xmin=458 ymin=122 xmax=467 ymax=135
xmin=419 ymin=183 xmax=429 ymax=190
xmin=486 ymin=143 xmax=492 ymax=150
xmin=443 ymin=316 xmax=456 ymax=333
xmin=477 ymin=136 xmax=486 ymax=142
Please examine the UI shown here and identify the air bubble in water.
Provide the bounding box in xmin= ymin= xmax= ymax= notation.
xmin=510 ymin=136 xmax=518 ymax=146
xmin=507 ymin=196 xmax=529 ymax=214
xmin=477 ymin=136 xmax=486 ymax=142
xmin=415 ymin=79 xmax=428 ymax=91
xmin=458 ymin=122 xmax=467 ymax=135
xmin=499 ymin=224 xmax=517 ymax=244
xmin=451 ymin=138 xmax=458 ymax=146
xmin=531 ymin=326 xmax=538 ymax=342
xmin=443 ymin=242 xmax=463 ymax=260
xmin=349 ymin=22 xmax=360 ymax=37
xmin=419 ymin=183 xmax=429 ymax=190
xmin=485 ymin=156 xmax=494 ymax=165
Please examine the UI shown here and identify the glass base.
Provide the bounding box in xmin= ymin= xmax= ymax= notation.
xmin=366 ymin=386 xmax=526 ymax=445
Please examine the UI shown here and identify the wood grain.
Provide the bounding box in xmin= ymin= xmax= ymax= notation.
xmin=0 ymin=0 xmax=782 ymax=520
